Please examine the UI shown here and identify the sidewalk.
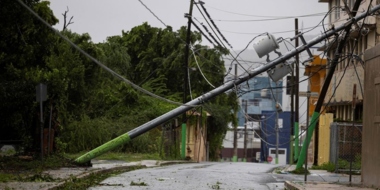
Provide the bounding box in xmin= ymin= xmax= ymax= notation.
xmin=0 ymin=160 xmax=189 ymax=190
xmin=281 ymin=165 xmax=374 ymax=190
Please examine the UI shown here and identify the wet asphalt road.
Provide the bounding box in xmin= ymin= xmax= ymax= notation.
xmin=89 ymin=162 xmax=286 ymax=190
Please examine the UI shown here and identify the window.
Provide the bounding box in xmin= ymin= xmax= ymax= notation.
xmin=349 ymin=0 xmax=355 ymax=8
xmin=335 ymin=0 xmax=341 ymax=20
xmin=270 ymin=149 xmax=285 ymax=154
xmin=248 ymin=99 xmax=260 ymax=106
xmin=358 ymin=37 xmax=362 ymax=59
xmin=254 ymin=130 xmax=260 ymax=138
xmin=333 ymin=76 xmax=336 ymax=97
xmin=355 ymin=38 xmax=358 ymax=56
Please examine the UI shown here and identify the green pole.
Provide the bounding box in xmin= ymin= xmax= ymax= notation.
xmin=290 ymin=138 xmax=294 ymax=164
xmin=296 ymin=112 xmax=319 ymax=169
xmin=181 ymin=123 xmax=187 ymax=158
xmin=75 ymin=134 xmax=130 ymax=164
xmin=294 ymin=122 xmax=299 ymax=161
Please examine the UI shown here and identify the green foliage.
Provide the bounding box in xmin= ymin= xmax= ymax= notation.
xmin=1 ymin=0 xmax=234 ymax=160
xmin=0 ymin=154 xmax=77 ymax=182
xmin=0 ymin=0 xmax=58 ymax=145
xmin=64 ymin=152 xmax=161 ymax=163
xmin=310 ymin=162 xmax=336 ymax=172
xmin=337 ymin=155 xmax=361 ymax=171
xmin=57 ymin=166 xmax=143 ymax=190
xmin=205 ymin=92 xmax=238 ymax=161
xmin=290 ymin=167 xmax=310 ymax=174
xmin=130 ymin=180 xmax=148 ymax=186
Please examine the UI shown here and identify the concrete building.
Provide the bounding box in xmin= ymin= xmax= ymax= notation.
xmin=318 ymin=0 xmax=380 ymax=188
xmin=318 ymin=0 xmax=377 ymax=121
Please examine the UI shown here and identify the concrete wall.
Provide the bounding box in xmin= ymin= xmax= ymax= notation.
xmin=362 ymin=43 xmax=380 ymax=188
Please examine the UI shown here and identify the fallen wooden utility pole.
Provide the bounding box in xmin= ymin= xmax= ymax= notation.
xmin=75 ymin=4 xmax=380 ymax=164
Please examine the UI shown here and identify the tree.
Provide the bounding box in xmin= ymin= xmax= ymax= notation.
xmin=0 ymin=0 xmax=58 ymax=146
xmin=0 ymin=2 xmax=237 ymax=157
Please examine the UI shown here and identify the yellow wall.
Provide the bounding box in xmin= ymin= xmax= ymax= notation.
xmin=305 ymin=55 xmax=329 ymax=165
xmin=304 ymin=55 xmax=327 ymax=117
xmin=318 ymin=113 xmax=334 ymax=165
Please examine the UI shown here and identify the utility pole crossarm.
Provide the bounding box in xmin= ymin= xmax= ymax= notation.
xmin=74 ymin=4 xmax=380 ymax=164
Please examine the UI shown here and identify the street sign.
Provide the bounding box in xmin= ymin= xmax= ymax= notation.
xmin=267 ymin=156 xmax=273 ymax=162
xmin=299 ymin=91 xmax=319 ymax=97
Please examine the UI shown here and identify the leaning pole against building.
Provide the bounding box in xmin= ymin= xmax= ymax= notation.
xmin=75 ymin=4 xmax=380 ymax=164
xmin=295 ymin=0 xmax=363 ymax=170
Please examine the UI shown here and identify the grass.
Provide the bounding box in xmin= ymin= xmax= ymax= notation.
xmin=0 ymin=152 xmax=161 ymax=183
xmin=310 ymin=162 xmax=336 ymax=172
xmin=64 ymin=151 xmax=162 ymax=162
xmin=290 ymin=167 xmax=310 ymax=175
xmin=0 ymin=154 xmax=77 ymax=182
xmin=57 ymin=166 xmax=144 ymax=189
xmin=130 ymin=180 xmax=148 ymax=186
xmin=210 ymin=181 xmax=222 ymax=189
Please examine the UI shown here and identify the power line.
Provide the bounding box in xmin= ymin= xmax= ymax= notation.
xmin=220 ymin=24 xmax=329 ymax=35
xmin=205 ymin=4 xmax=334 ymax=18
xmin=137 ymin=0 xmax=167 ymax=27
xmin=224 ymin=33 xmax=267 ymax=77
xmin=193 ymin=17 xmax=222 ymax=47
xmin=17 ymin=0 xmax=194 ymax=107
xmin=197 ymin=13 xmax=327 ymax=22
xmin=190 ymin=20 xmax=215 ymax=46
xmin=198 ymin=1 xmax=233 ymax=48
xmin=189 ymin=44 xmax=216 ymax=88
xmin=193 ymin=8 xmax=250 ymax=77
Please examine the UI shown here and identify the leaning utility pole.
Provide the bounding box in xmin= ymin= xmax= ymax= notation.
xmin=290 ymin=66 xmax=295 ymax=164
xmin=233 ymin=63 xmax=238 ymax=162
xmin=243 ymin=99 xmax=248 ymax=162
xmin=73 ymin=3 xmax=379 ymax=164
xmin=181 ymin=0 xmax=194 ymax=159
xmin=275 ymin=82 xmax=280 ymax=164
xmin=304 ymin=83 xmax=311 ymax=181
xmin=296 ymin=0 xmax=363 ymax=169
xmin=294 ymin=18 xmax=300 ymax=162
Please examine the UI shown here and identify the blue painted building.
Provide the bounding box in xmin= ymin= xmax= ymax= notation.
xmin=237 ymin=77 xmax=282 ymax=126
xmin=222 ymin=76 xmax=286 ymax=162
xmin=260 ymin=111 xmax=291 ymax=164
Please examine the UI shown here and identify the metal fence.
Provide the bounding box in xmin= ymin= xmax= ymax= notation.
xmin=160 ymin=121 xmax=180 ymax=159
xmin=330 ymin=122 xmax=362 ymax=173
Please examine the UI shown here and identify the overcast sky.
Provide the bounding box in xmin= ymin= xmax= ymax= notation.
xmin=48 ymin=0 xmax=327 ymax=121
xmin=49 ymin=0 xmax=329 ymax=50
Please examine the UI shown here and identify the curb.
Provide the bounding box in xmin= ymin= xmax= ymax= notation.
xmin=45 ymin=165 xmax=146 ymax=190
xmin=45 ymin=160 xmax=194 ymax=190
xmin=284 ymin=181 xmax=305 ymax=190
